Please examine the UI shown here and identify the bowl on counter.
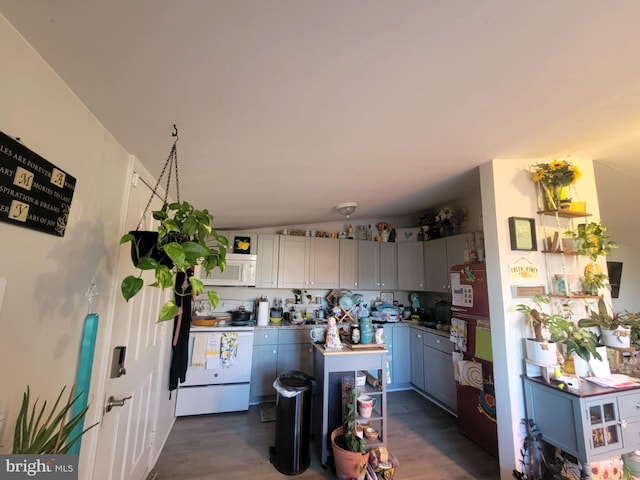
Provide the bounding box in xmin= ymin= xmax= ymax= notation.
xmin=364 ymin=427 xmax=379 ymax=441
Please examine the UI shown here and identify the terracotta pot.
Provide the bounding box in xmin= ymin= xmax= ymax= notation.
xmin=330 ymin=427 xmax=369 ymax=480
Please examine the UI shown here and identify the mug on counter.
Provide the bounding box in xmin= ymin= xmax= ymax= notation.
xmin=357 ymin=395 xmax=377 ymax=418
xmin=309 ymin=325 xmax=327 ymax=343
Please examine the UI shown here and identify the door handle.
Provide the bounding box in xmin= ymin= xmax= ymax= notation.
xmin=105 ymin=395 xmax=132 ymax=413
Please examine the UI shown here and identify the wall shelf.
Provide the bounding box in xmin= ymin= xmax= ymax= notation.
xmin=538 ymin=210 xmax=592 ymax=219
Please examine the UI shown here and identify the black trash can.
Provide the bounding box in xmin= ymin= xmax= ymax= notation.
xmin=271 ymin=370 xmax=313 ymax=475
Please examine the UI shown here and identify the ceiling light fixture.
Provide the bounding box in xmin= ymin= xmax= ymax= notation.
xmin=335 ymin=202 xmax=358 ymax=218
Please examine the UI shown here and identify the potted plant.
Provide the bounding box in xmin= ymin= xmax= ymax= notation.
xmin=13 ymin=385 xmax=98 ymax=454
xmin=578 ymin=298 xmax=637 ymax=348
xmin=330 ymin=390 xmax=369 ymax=480
xmin=517 ymin=296 xmax=561 ymax=366
xmin=565 ymin=221 xmax=618 ymax=295
xmin=512 ymin=419 xmax=567 ymax=479
xmin=120 ymin=200 xmax=228 ymax=321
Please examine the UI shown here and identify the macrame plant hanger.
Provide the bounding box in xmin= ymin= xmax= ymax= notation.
xmin=135 ymin=124 xmax=182 ymax=231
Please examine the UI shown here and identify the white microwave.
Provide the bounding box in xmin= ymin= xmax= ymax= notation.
xmin=195 ymin=253 xmax=257 ymax=286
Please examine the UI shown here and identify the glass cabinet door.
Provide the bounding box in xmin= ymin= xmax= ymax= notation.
xmin=587 ymin=400 xmax=622 ymax=452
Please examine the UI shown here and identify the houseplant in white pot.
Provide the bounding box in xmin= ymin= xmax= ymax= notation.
xmin=517 ymin=296 xmax=561 ymax=366
xmin=578 ymin=298 xmax=638 ymax=348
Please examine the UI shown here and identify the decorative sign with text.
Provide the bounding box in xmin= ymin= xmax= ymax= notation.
xmin=0 ymin=131 xmax=76 ymax=236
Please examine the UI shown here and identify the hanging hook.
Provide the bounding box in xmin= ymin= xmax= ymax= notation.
xmin=172 ymin=124 xmax=178 ymax=138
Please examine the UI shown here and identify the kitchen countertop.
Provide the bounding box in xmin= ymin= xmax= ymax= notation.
xmin=190 ymin=319 xmax=451 ymax=337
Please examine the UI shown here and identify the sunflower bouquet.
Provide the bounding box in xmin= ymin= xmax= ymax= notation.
xmin=531 ymin=159 xmax=582 ymax=210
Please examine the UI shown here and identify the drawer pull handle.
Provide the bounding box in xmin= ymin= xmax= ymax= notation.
xmin=620 ymin=419 xmax=628 ymax=428
xmin=436 ymin=339 xmax=441 ymax=344
xmin=636 ymin=402 xmax=640 ymax=408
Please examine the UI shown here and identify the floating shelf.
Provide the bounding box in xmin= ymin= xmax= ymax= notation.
xmin=548 ymin=293 xmax=603 ymax=299
xmin=537 ymin=210 xmax=592 ymax=218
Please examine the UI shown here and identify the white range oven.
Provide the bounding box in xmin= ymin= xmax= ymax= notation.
xmin=175 ymin=325 xmax=255 ymax=416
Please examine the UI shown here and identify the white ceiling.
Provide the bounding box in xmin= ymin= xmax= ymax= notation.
xmin=1 ymin=1 xmax=639 ymax=230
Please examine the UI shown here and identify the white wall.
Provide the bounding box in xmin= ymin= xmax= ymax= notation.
xmin=0 ymin=15 xmax=173 ymax=478
xmin=480 ymin=158 xmax=603 ymax=479
xmin=594 ymin=161 xmax=640 ymax=313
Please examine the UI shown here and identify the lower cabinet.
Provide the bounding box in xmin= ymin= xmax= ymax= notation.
xmin=409 ymin=326 xmax=457 ymax=413
xmin=423 ymin=331 xmax=457 ymax=412
xmin=276 ymin=328 xmax=313 ymax=376
xmin=409 ymin=327 xmax=425 ymax=390
xmin=250 ymin=328 xmax=312 ymax=403
xmin=387 ymin=325 xmax=411 ymax=391
xmin=250 ymin=330 xmax=279 ymax=403
xmin=523 ymin=376 xmax=640 ymax=464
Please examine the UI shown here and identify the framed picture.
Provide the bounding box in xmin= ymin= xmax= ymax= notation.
xmin=380 ymin=291 xmax=394 ymax=305
xmin=508 ymin=217 xmax=537 ymax=251
xmin=233 ymin=236 xmax=251 ymax=254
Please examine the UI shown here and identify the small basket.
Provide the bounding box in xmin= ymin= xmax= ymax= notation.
xmin=192 ymin=316 xmax=228 ymax=327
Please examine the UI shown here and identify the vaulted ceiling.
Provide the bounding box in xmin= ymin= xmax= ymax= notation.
xmin=1 ymin=1 xmax=639 ymax=234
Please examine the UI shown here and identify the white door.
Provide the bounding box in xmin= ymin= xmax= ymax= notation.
xmin=93 ymin=175 xmax=168 ymax=480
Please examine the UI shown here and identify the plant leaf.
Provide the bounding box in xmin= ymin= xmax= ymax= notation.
xmin=207 ymin=290 xmax=220 ymax=309
xmin=159 ymin=301 xmax=179 ymax=322
xmin=121 ymin=276 xmax=143 ymax=301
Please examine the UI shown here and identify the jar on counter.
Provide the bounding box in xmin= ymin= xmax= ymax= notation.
xmin=359 ymin=318 xmax=374 ymax=344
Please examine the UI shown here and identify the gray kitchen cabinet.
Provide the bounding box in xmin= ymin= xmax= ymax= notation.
xmin=409 ymin=327 xmax=425 ymax=390
xmin=250 ymin=330 xmax=279 ymax=403
xmin=423 ymin=234 xmax=466 ymax=293
xmin=357 ymin=240 xmax=380 ymax=289
xmin=310 ymin=237 xmax=340 ymax=288
xmin=357 ymin=240 xmax=397 ymax=290
xmin=387 ymin=325 xmax=411 ymax=391
xmin=277 ymin=236 xmax=339 ymax=289
xmin=523 ymin=376 xmax=640 ymax=466
xmin=379 ymin=242 xmax=398 ymax=290
xmin=255 ymin=233 xmax=280 ymax=288
xmin=277 ymin=328 xmax=312 ymax=375
xmin=277 ymin=236 xmax=308 ymax=288
xmin=423 ymin=330 xmax=457 ymax=412
xmin=398 ymin=242 xmax=425 ymax=291
xmin=339 ymin=239 xmax=358 ymax=289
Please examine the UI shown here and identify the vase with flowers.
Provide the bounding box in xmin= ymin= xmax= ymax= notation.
xmin=531 ymin=159 xmax=582 ymax=211
xmin=376 ymin=222 xmax=391 ymax=242
xmin=435 ymin=206 xmax=466 ymax=237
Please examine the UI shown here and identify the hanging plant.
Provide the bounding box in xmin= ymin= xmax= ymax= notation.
xmin=119 ymin=127 xmax=227 ymax=321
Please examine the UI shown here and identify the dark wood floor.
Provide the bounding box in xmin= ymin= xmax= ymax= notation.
xmin=151 ymin=390 xmax=500 ymax=479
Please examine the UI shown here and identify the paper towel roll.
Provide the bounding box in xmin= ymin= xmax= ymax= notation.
xmin=257 ymin=301 xmax=269 ymax=326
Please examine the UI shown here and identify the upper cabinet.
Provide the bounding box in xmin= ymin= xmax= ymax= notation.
xmin=423 ymin=234 xmax=466 ymax=293
xmin=339 ymin=239 xmax=358 ymax=289
xmin=255 ymin=234 xmax=280 ymax=288
xmin=379 ymin=242 xmax=398 ymax=290
xmin=277 ymin=236 xmax=339 ymax=289
xmin=397 ymin=242 xmax=425 ymax=291
xmin=358 ymin=240 xmax=381 ymax=290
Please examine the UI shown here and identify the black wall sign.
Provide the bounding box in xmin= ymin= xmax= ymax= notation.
xmin=0 ymin=131 xmax=76 ymax=236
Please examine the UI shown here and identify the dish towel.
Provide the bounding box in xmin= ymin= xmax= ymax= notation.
xmin=220 ymin=333 xmax=238 ymax=368
xmin=449 ymin=317 xmax=468 ymax=352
